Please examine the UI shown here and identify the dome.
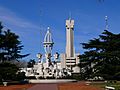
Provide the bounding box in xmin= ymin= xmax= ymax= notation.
xmin=43 ymin=27 xmax=54 ymax=54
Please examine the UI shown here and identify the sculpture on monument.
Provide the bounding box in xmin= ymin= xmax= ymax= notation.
xmin=34 ymin=27 xmax=64 ymax=79
xmin=20 ymin=18 xmax=80 ymax=79
xmin=43 ymin=27 xmax=54 ymax=68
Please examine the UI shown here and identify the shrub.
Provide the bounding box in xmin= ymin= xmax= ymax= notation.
xmin=0 ymin=62 xmax=18 ymax=81
xmin=26 ymin=76 xmax=36 ymax=79
xmin=15 ymin=72 xmax=26 ymax=81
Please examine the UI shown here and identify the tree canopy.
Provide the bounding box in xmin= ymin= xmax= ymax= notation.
xmin=80 ymin=30 xmax=120 ymax=80
xmin=0 ymin=62 xmax=18 ymax=81
xmin=0 ymin=22 xmax=29 ymax=81
xmin=0 ymin=22 xmax=29 ymax=62
xmin=27 ymin=59 xmax=36 ymax=68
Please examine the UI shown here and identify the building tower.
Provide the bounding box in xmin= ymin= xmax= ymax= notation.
xmin=66 ymin=18 xmax=75 ymax=58
xmin=43 ymin=27 xmax=54 ymax=67
xmin=65 ymin=17 xmax=76 ymax=70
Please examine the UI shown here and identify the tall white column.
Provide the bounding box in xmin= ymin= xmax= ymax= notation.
xmin=66 ymin=19 xmax=75 ymax=58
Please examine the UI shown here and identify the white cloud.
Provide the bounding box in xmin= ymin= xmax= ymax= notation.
xmin=0 ymin=6 xmax=47 ymax=60
xmin=0 ymin=6 xmax=42 ymax=30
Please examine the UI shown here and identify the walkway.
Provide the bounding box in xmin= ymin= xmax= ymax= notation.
xmin=27 ymin=83 xmax=58 ymax=90
xmin=0 ymin=82 xmax=103 ymax=90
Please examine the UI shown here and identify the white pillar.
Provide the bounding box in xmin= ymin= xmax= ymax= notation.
xmin=66 ymin=19 xmax=75 ymax=58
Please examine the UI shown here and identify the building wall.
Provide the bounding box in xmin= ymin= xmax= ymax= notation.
xmin=60 ymin=53 xmax=66 ymax=68
xmin=75 ymin=53 xmax=80 ymax=65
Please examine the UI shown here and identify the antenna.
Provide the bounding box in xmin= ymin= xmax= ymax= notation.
xmin=69 ymin=11 xmax=72 ymax=20
xmin=105 ymin=16 xmax=108 ymax=30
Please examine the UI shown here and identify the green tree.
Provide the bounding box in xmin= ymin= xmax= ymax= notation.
xmin=0 ymin=22 xmax=4 ymax=62
xmin=0 ymin=62 xmax=26 ymax=81
xmin=80 ymin=30 xmax=120 ymax=80
xmin=0 ymin=22 xmax=29 ymax=81
xmin=0 ymin=62 xmax=18 ymax=81
xmin=27 ymin=59 xmax=36 ymax=68
xmin=0 ymin=22 xmax=29 ymax=62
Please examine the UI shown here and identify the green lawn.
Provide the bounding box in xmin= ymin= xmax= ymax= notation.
xmin=91 ymin=81 xmax=120 ymax=90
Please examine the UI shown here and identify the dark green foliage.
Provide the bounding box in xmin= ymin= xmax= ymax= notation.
xmin=26 ymin=76 xmax=36 ymax=79
xmin=16 ymin=72 xmax=26 ymax=81
xmin=0 ymin=61 xmax=26 ymax=82
xmin=80 ymin=30 xmax=120 ymax=80
xmin=71 ymin=74 xmax=81 ymax=80
xmin=0 ymin=62 xmax=18 ymax=81
xmin=0 ymin=22 xmax=29 ymax=62
xmin=0 ymin=22 xmax=29 ymax=81
xmin=27 ymin=59 xmax=36 ymax=68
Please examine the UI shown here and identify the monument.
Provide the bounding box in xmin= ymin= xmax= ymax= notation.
xmin=66 ymin=18 xmax=75 ymax=58
xmin=60 ymin=18 xmax=80 ymax=73
xmin=20 ymin=18 xmax=80 ymax=80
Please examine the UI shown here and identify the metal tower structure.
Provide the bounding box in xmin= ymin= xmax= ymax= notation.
xmin=105 ymin=16 xmax=109 ymax=30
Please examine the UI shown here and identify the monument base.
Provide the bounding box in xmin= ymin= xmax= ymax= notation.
xmin=29 ymin=79 xmax=77 ymax=83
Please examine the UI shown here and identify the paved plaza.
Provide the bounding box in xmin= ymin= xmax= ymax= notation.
xmin=0 ymin=82 xmax=103 ymax=90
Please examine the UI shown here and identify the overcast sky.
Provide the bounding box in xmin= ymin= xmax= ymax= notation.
xmin=0 ymin=0 xmax=120 ymax=61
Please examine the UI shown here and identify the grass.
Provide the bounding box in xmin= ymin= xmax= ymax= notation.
xmin=91 ymin=81 xmax=120 ymax=90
